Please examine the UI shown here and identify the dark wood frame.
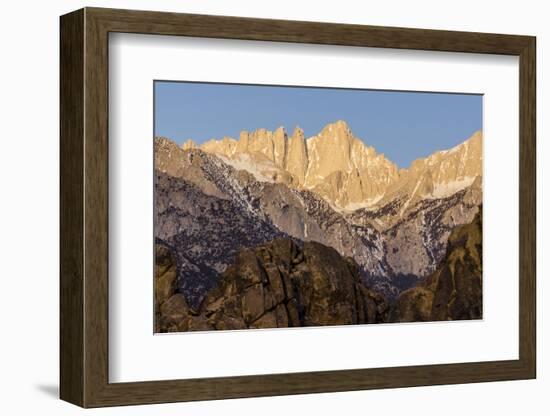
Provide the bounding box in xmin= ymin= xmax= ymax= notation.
xmin=60 ymin=7 xmax=536 ymax=408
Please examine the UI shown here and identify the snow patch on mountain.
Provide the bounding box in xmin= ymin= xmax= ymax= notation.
xmin=218 ymin=153 xmax=276 ymax=183
xmin=428 ymin=177 xmax=476 ymax=199
xmin=336 ymin=195 xmax=385 ymax=213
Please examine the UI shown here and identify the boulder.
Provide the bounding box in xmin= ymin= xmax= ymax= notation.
xmin=154 ymin=244 xmax=178 ymax=306
xmin=159 ymin=294 xmax=190 ymax=332
xmin=390 ymin=287 xmax=434 ymax=322
xmin=241 ymin=284 xmax=265 ymax=324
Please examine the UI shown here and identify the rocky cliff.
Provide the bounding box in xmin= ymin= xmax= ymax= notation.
xmin=390 ymin=209 xmax=482 ymax=322
xmin=156 ymin=238 xmax=389 ymax=332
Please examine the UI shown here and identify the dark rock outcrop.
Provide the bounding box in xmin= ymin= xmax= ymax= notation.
xmin=155 ymin=238 xmax=389 ymax=332
xmin=154 ymin=244 xmax=178 ymax=306
xmin=154 ymin=244 xmax=182 ymax=332
xmin=390 ymin=210 xmax=482 ymax=322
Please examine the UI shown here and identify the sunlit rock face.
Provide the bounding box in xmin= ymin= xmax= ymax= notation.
xmin=191 ymin=121 xmax=481 ymax=213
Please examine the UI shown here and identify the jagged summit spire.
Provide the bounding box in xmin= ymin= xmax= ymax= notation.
xmin=286 ymin=126 xmax=308 ymax=184
xmin=291 ymin=126 xmax=304 ymax=138
xmin=319 ymin=120 xmax=352 ymax=136
xmin=181 ymin=139 xmax=197 ymax=150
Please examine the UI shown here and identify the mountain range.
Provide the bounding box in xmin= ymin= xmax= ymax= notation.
xmin=155 ymin=120 xmax=482 ymax=310
xmin=182 ymin=120 xmax=481 ymax=212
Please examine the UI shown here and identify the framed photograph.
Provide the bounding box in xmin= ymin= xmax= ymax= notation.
xmin=60 ymin=7 xmax=536 ymax=407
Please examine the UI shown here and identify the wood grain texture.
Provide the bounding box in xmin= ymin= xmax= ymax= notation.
xmin=89 ymin=7 xmax=532 ymax=54
xmin=59 ymin=8 xmax=84 ymax=407
xmin=59 ymin=7 xmax=537 ymax=408
xmin=518 ymin=38 xmax=537 ymax=376
xmin=83 ymin=10 xmax=110 ymax=406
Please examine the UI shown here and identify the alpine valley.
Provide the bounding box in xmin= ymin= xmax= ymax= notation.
xmin=154 ymin=120 xmax=483 ymax=332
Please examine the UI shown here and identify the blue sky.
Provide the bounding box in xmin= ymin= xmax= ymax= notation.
xmin=154 ymin=81 xmax=482 ymax=168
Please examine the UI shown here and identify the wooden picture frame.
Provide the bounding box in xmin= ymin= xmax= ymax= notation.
xmin=60 ymin=7 xmax=536 ymax=408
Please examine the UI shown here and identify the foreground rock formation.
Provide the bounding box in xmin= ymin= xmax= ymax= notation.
xmin=390 ymin=209 xmax=483 ymax=322
xmin=156 ymin=238 xmax=390 ymax=332
xmin=155 ymin=212 xmax=483 ymax=331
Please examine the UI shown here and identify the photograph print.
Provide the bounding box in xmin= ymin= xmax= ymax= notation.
xmin=154 ymin=81 xmax=483 ymax=333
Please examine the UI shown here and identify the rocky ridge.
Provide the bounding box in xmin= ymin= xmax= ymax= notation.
xmin=185 ymin=120 xmax=482 ymax=213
